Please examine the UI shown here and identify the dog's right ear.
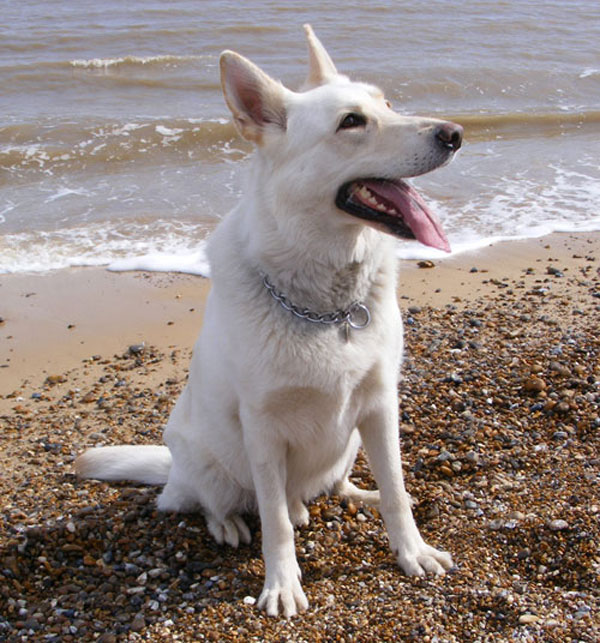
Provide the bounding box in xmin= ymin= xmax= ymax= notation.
xmin=220 ymin=51 xmax=287 ymax=144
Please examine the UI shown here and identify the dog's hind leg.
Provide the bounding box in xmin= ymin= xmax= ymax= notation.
xmin=206 ymin=514 xmax=251 ymax=547
xmin=335 ymin=478 xmax=381 ymax=506
xmin=288 ymin=497 xmax=310 ymax=527
xmin=331 ymin=429 xmax=381 ymax=506
xmin=336 ymin=479 xmax=416 ymax=509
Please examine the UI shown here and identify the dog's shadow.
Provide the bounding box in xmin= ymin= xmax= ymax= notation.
xmin=0 ymin=479 xmax=258 ymax=633
xmin=0 ymin=476 xmax=393 ymax=632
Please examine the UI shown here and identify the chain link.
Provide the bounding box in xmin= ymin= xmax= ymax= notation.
xmin=261 ymin=274 xmax=371 ymax=330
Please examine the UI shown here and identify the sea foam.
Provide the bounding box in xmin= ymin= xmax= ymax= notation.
xmin=108 ymin=246 xmax=210 ymax=277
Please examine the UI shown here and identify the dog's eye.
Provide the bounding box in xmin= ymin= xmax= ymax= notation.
xmin=337 ymin=113 xmax=367 ymax=130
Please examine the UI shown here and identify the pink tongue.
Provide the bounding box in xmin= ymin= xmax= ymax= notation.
xmin=363 ymin=180 xmax=451 ymax=252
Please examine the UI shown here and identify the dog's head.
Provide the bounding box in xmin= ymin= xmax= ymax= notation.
xmin=220 ymin=25 xmax=462 ymax=253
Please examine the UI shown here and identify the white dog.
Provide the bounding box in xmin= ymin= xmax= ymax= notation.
xmin=76 ymin=25 xmax=463 ymax=618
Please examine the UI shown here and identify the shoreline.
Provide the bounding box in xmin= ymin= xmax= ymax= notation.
xmin=1 ymin=231 xmax=598 ymax=397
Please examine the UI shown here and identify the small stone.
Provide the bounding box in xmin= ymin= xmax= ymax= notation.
xmin=439 ymin=464 xmax=454 ymax=477
xmin=23 ymin=617 xmax=40 ymax=630
xmin=45 ymin=374 xmax=67 ymax=386
xmin=436 ymin=450 xmax=453 ymax=462
xmin=417 ymin=260 xmax=435 ymax=269
xmin=243 ymin=596 xmax=256 ymax=606
xmin=523 ymin=377 xmax=546 ymax=393
xmin=507 ymin=510 xmax=525 ymax=521
xmin=130 ymin=614 xmax=145 ymax=632
xmin=548 ymin=519 xmax=569 ymax=531
xmin=519 ymin=614 xmax=540 ymax=625
xmin=97 ymin=635 xmax=117 ymax=643
xmin=549 ymin=361 xmax=571 ymax=377
xmin=128 ymin=343 xmax=145 ymax=355
xmin=465 ymin=451 xmax=479 ymax=464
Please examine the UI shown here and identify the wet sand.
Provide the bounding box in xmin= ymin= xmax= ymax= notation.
xmin=1 ymin=232 xmax=599 ymax=640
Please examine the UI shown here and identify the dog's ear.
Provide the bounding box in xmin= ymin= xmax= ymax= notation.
xmin=302 ymin=24 xmax=338 ymax=90
xmin=220 ymin=51 xmax=287 ymax=144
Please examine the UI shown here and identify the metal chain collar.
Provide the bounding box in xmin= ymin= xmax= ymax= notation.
xmin=261 ymin=273 xmax=371 ymax=330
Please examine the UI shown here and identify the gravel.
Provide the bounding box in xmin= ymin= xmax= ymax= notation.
xmin=1 ymin=261 xmax=599 ymax=641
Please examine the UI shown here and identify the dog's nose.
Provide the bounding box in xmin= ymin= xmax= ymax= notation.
xmin=435 ymin=123 xmax=463 ymax=151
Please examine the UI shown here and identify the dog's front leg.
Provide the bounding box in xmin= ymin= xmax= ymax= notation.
xmin=242 ymin=410 xmax=308 ymax=618
xmin=359 ymin=391 xmax=453 ymax=576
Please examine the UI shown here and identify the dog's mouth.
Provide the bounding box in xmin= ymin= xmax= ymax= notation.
xmin=335 ymin=179 xmax=450 ymax=252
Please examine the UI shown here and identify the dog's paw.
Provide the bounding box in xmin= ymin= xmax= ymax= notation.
xmin=206 ymin=514 xmax=251 ymax=548
xmin=258 ymin=572 xmax=309 ymax=618
xmin=288 ymin=499 xmax=310 ymax=528
xmin=397 ymin=542 xmax=453 ymax=577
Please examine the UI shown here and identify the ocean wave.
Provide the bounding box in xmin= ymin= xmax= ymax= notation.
xmin=0 ymin=220 xmax=211 ymax=275
xmin=0 ymin=118 xmax=247 ymax=179
xmin=398 ymin=162 xmax=600 ymax=260
xmin=579 ymin=68 xmax=600 ymax=79
xmin=4 ymin=109 xmax=598 ymax=180
xmin=69 ymin=54 xmax=211 ymax=69
xmin=1 ymin=54 xmax=213 ymax=76
xmin=3 ymin=157 xmax=600 ymax=274
xmin=396 ymin=222 xmax=600 ymax=262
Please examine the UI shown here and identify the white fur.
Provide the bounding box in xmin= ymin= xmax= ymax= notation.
xmin=76 ymin=25 xmax=460 ymax=618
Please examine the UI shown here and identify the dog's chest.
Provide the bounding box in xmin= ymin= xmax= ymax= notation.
xmin=262 ymin=358 xmax=383 ymax=443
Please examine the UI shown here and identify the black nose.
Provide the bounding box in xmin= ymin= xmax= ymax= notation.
xmin=435 ymin=122 xmax=463 ymax=151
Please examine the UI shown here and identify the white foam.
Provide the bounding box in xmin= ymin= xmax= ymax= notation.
xmin=155 ymin=125 xmax=183 ymax=137
xmin=44 ymin=186 xmax=91 ymax=203
xmin=108 ymin=247 xmax=210 ymax=277
xmin=0 ymin=222 xmax=211 ymax=275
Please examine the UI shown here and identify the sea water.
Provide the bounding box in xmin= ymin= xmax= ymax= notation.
xmin=1 ymin=0 xmax=599 ymax=275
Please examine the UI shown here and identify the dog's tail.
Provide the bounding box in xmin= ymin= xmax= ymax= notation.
xmin=75 ymin=445 xmax=171 ymax=485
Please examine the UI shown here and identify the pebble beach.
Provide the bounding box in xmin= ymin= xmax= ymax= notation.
xmin=1 ymin=233 xmax=599 ymax=641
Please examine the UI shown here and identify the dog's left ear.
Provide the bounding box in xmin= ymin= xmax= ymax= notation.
xmin=220 ymin=51 xmax=287 ymax=144
xmin=302 ymin=24 xmax=338 ymax=90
